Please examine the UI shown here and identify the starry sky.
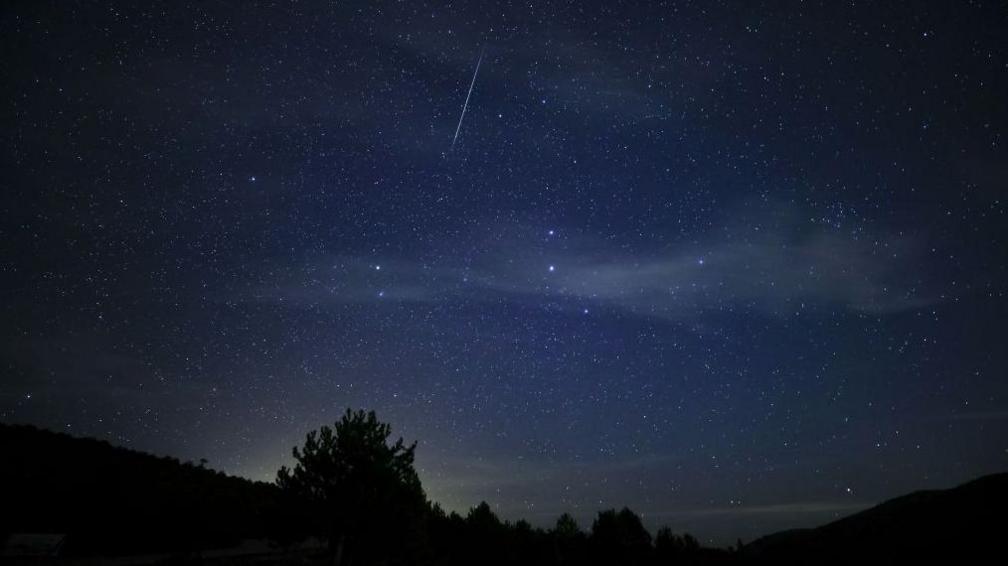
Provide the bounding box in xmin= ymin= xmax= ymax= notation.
xmin=2 ymin=0 xmax=1006 ymax=545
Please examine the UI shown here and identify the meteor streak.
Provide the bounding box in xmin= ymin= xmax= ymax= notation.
xmin=450 ymin=48 xmax=484 ymax=151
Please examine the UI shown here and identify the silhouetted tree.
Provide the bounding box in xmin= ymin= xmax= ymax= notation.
xmin=277 ymin=409 xmax=427 ymax=565
xmin=554 ymin=513 xmax=582 ymax=538
xmin=463 ymin=502 xmax=509 ymax=564
xmin=552 ymin=513 xmax=586 ymax=565
xmin=467 ymin=501 xmax=504 ymax=532
xmin=591 ymin=508 xmax=652 ymax=566
xmin=656 ymin=526 xmax=700 ymax=562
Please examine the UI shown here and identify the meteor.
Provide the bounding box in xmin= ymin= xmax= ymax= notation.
xmin=450 ymin=47 xmax=484 ymax=151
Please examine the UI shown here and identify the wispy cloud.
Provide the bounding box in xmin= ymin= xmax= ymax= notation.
xmin=238 ymin=218 xmax=936 ymax=320
xmin=486 ymin=231 xmax=934 ymax=316
xmin=241 ymin=258 xmax=453 ymax=306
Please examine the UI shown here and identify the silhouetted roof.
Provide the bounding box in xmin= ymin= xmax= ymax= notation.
xmin=2 ymin=533 xmax=66 ymax=557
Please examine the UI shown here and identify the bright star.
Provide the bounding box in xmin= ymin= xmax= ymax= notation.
xmin=548 ymin=265 xmax=555 ymax=272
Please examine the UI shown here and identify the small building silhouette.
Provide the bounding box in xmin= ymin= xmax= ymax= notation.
xmin=2 ymin=533 xmax=66 ymax=557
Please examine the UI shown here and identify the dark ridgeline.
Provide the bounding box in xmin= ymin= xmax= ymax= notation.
xmin=1 ymin=416 xmax=1006 ymax=565
xmin=740 ymin=471 xmax=1008 ymax=565
xmin=0 ymin=423 xmax=294 ymax=557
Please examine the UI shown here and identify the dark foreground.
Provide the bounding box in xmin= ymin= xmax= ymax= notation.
xmin=2 ymin=424 xmax=1005 ymax=565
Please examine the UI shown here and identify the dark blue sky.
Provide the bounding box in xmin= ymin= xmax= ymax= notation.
xmin=2 ymin=0 xmax=1006 ymax=544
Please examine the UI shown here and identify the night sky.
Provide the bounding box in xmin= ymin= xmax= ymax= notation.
xmin=2 ymin=0 xmax=1006 ymax=544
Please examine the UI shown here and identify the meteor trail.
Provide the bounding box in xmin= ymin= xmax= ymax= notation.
xmin=450 ymin=48 xmax=484 ymax=151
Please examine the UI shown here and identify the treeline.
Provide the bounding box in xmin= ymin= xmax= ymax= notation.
xmin=1 ymin=419 xmax=730 ymax=564
xmin=272 ymin=410 xmax=731 ymax=565
xmin=422 ymin=503 xmax=730 ymax=566
xmin=5 ymin=417 xmax=1005 ymax=565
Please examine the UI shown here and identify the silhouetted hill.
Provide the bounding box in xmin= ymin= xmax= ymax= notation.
xmin=0 ymin=423 xmax=296 ymax=557
xmin=743 ymin=472 xmax=1008 ymax=564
